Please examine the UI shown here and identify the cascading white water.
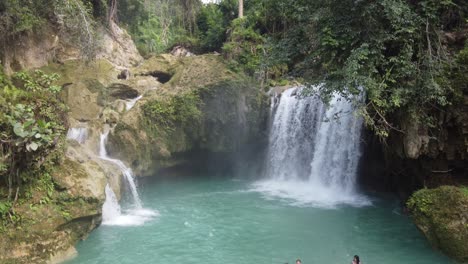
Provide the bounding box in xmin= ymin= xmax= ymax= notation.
xmin=66 ymin=127 xmax=88 ymax=144
xmin=254 ymin=87 xmax=371 ymax=208
xmin=125 ymin=95 xmax=143 ymax=111
xmin=99 ymin=130 xmax=157 ymax=226
xmin=102 ymin=184 xmax=121 ymax=222
xmin=100 ymin=131 xmax=142 ymax=208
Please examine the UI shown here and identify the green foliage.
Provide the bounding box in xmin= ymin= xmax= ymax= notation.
xmin=0 ymin=201 xmax=12 ymax=221
xmin=462 ymin=187 xmax=468 ymax=197
xmin=0 ymin=0 xmax=48 ymax=37
xmin=222 ymin=18 xmax=265 ymax=75
xmin=0 ymin=68 xmax=67 ymax=203
xmin=0 ymin=0 xmax=101 ymax=60
xmin=120 ymin=0 xmax=202 ymax=55
xmin=302 ymin=0 xmax=467 ymax=137
xmin=215 ymin=0 xmax=467 ymax=139
xmin=197 ymin=4 xmax=227 ymax=52
xmin=407 ymin=188 xmax=435 ymax=214
xmin=135 ymin=13 xmax=198 ymax=55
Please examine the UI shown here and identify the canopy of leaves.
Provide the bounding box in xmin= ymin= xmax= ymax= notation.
xmin=206 ymin=0 xmax=468 ymax=138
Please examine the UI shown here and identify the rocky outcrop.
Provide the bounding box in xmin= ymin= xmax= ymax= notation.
xmin=0 ymin=21 xmax=267 ymax=262
xmin=0 ymin=56 xmax=134 ymax=262
xmin=0 ymin=157 xmax=104 ymax=264
xmin=107 ymin=54 xmax=269 ymax=176
xmin=1 ymin=22 xmax=142 ymax=75
xmin=360 ymin=94 xmax=468 ymax=198
xmin=408 ymin=186 xmax=468 ymax=263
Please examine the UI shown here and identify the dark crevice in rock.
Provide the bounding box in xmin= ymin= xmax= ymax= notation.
xmin=107 ymin=83 xmax=139 ymax=99
xmin=141 ymin=71 xmax=173 ymax=84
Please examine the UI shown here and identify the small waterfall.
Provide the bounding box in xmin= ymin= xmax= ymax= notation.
xmin=99 ymin=129 xmax=157 ymax=226
xmin=254 ymin=87 xmax=370 ymax=208
xmin=102 ymin=184 xmax=121 ymax=222
xmin=125 ymin=95 xmax=143 ymax=111
xmin=99 ymin=131 xmax=141 ymax=208
xmin=66 ymin=127 xmax=88 ymax=144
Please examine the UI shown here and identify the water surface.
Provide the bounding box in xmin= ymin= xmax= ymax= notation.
xmin=66 ymin=177 xmax=453 ymax=264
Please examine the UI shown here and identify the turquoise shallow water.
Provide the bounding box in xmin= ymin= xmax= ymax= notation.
xmin=66 ymin=177 xmax=453 ymax=264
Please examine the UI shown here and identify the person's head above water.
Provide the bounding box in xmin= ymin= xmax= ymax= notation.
xmin=296 ymin=259 xmax=302 ymax=264
xmin=353 ymin=255 xmax=360 ymax=264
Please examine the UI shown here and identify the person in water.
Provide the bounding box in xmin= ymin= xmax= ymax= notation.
xmin=352 ymin=255 xmax=360 ymax=264
xmin=296 ymin=259 xmax=302 ymax=264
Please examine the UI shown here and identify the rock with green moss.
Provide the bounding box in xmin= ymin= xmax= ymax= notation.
xmin=407 ymin=186 xmax=468 ymax=262
xmin=107 ymin=54 xmax=268 ymax=176
xmin=0 ymin=159 xmax=103 ymax=263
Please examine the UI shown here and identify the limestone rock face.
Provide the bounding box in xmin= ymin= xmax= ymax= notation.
xmin=402 ymin=119 xmax=430 ymax=159
xmin=95 ymin=22 xmax=143 ymax=68
xmin=0 ymin=154 xmax=104 ymax=264
xmin=1 ymin=22 xmax=142 ymax=74
xmin=0 ymin=19 xmax=145 ymax=264
xmin=408 ymin=186 xmax=468 ymax=262
xmin=107 ymin=54 xmax=268 ymax=176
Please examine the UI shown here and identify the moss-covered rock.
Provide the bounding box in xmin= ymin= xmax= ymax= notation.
xmin=0 ymin=159 xmax=103 ymax=263
xmin=407 ymin=186 xmax=468 ymax=262
xmin=107 ymin=54 xmax=268 ymax=176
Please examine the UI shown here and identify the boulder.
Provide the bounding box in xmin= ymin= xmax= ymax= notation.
xmin=408 ymin=186 xmax=468 ymax=262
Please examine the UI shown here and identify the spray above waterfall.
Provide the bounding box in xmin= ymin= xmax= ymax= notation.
xmin=67 ymin=127 xmax=88 ymax=144
xmin=254 ymin=87 xmax=371 ymax=208
xmin=99 ymin=129 xmax=158 ymax=226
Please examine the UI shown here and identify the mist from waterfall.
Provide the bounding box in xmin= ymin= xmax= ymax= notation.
xmin=254 ymin=87 xmax=371 ymax=208
xmin=99 ymin=131 xmax=157 ymax=226
xmin=67 ymin=127 xmax=88 ymax=144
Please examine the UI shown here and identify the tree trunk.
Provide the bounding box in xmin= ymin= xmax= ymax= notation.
xmin=108 ymin=0 xmax=118 ymax=24
xmin=238 ymin=0 xmax=243 ymax=18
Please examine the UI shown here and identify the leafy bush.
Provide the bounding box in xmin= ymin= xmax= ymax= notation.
xmin=0 ymin=0 xmax=101 ymax=60
xmin=0 ymin=69 xmax=67 ymax=200
xmin=222 ymin=18 xmax=265 ymax=75
xmin=197 ymin=4 xmax=227 ymax=52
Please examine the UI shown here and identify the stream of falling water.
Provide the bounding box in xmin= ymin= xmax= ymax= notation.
xmin=99 ymin=130 xmax=157 ymax=226
xmin=254 ymin=87 xmax=371 ymax=208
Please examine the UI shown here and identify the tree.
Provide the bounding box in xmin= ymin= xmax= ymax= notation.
xmin=238 ymin=0 xmax=243 ymax=18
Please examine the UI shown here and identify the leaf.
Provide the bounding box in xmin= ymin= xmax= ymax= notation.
xmin=37 ymin=120 xmax=45 ymax=127
xmin=23 ymin=120 xmax=34 ymax=128
xmin=13 ymin=123 xmax=28 ymax=138
xmin=27 ymin=142 xmax=39 ymax=151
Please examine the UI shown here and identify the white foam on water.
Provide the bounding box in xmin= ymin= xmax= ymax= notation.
xmin=256 ymin=87 xmax=371 ymax=208
xmin=251 ymin=179 xmax=371 ymax=208
xmin=102 ymin=206 xmax=159 ymax=227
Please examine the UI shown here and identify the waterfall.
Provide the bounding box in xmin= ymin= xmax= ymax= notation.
xmin=254 ymin=87 xmax=370 ymax=208
xmin=125 ymin=95 xmax=143 ymax=111
xmin=67 ymin=127 xmax=88 ymax=144
xmin=102 ymin=184 xmax=121 ymax=222
xmin=99 ymin=131 xmax=142 ymax=208
xmin=99 ymin=130 xmax=157 ymax=226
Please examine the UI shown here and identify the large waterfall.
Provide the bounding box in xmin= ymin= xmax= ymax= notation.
xmin=254 ymin=87 xmax=370 ymax=208
xmin=99 ymin=130 xmax=157 ymax=226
